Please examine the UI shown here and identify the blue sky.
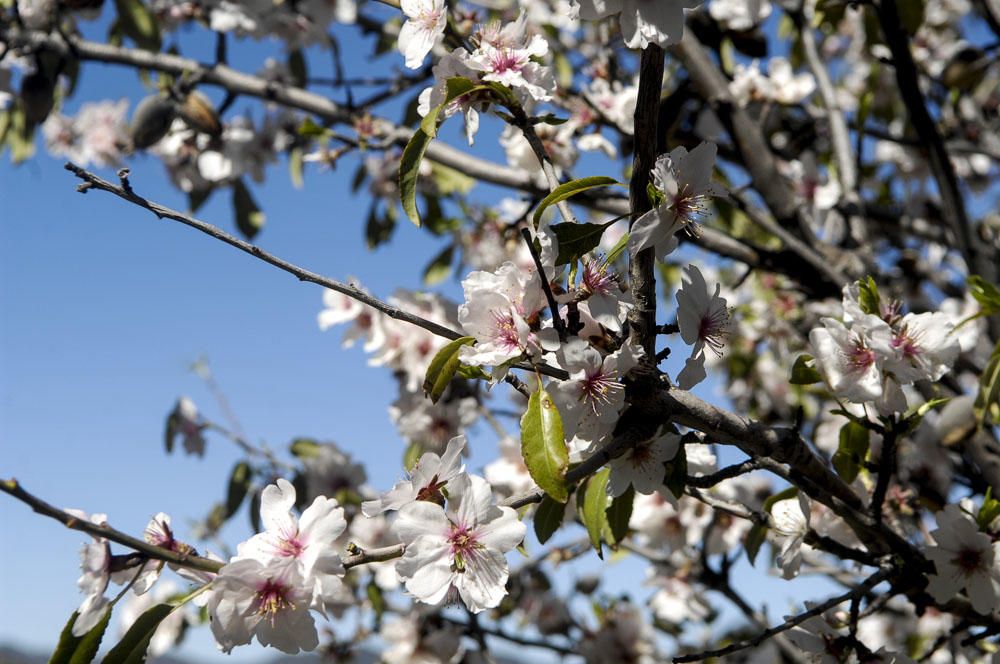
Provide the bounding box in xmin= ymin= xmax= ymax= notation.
xmin=0 ymin=7 xmax=852 ymax=661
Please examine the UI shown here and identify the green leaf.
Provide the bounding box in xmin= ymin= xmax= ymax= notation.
xmin=520 ymin=383 xmax=569 ymax=503
xmin=113 ymin=0 xmax=161 ymax=51
xmin=298 ymin=117 xmax=329 ymax=138
xmin=857 ymin=276 xmax=881 ymax=316
xmin=422 ymin=244 xmax=454 ymax=286
xmin=402 ymin=441 xmax=424 ymax=472
xmin=422 ymin=336 xmax=476 ymax=404
xmin=533 ymin=113 xmax=568 ymax=126
xmin=605 ymin=486 xmax=634 ymax=545
xmin=428 ymin=162 xmax=475 ymax=196
xmin=366 ymin=581 xmax=386 ymax=621
xmin=289 ymin=437 xmax=322 ymax=458
xmin=248 ymin=487 xmax=261 ymax=533
xmin=744 ymin=523 xmax=768 ymax=567
xmin=605 ymin=231 xmax=630 ymax=264
xmin=663 ymin=446 xmax=687 ymax=499
xmin=832 ymin=421 xmax=870 ymax=483
xmin=551 ymin=220 xmax=616 ymax=266
xmin=533 ymin=494 xmax=566 ymax=545
xmin=975 ymin=339 xmax=1000 ymax=428
xmin=224 ymin=461 xmax=252 ymax=519
xmin=50 ymin=607 xmax=112 ymax=664
xmin=187 ymin=188 xmax=213 ymax=215
xmin=49 ymin=612 xmax=84 ymax=664
xmin=552 ymin=51 xmax=574 ymax=89
xmin=456 ymin=364 xmax=491 ymax=381
xmin=581 ymin=468 xmax=610 ymax=558
xmin=365 ymin=204 xmax=396 ymax=249
xmin=289 ymin=146 xmax=304 ymax=189
xmin=531 ymin=176 xmax=620 ymax=228
xmin=968 ymin=276 xmax=1000 ymax=317
xmin=288 ymin=49 xmax=307 ymax=88
xmin=978 ymin=487 xmax=1000 ymax=531
xmin=101 ymin=603 xmax=174 ymax=664
xmin=790 ymin=354 xmax=823 ymax=385
xmin=400 ymin=77 xmax=479 ymax=227
xmin=232 ymin=179 xmax=265 ymax=241
xmin=719 ymin=37 xmax=736 ymax=75
xmin=899 ymin=0 xmax=925 ymax=34
xmin=763 ymin=487 xmax=798 ymax=513
xmin=163 ymin=412 xmax=176 ymax=455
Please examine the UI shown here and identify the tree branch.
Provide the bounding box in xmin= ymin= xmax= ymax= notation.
xmin=1 ymin=477 xmax=224 ymax=574
xmin=674 ymin=568 xmax=893 ymax=663
xmin=627 ymin=45 xmax=665 ymax=360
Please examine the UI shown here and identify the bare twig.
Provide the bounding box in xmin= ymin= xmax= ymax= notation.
xmin=1 ymin=477 xmax=224 ymax=574
xmin=520 ymin=227 xmax=566 ymax=340
xmin=674 ymin=568 xmax=893 ymax=662
xmin=64 ymin=163 xmax=569 ymax=390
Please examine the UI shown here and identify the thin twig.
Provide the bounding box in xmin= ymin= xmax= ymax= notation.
xmin=520 ymin=227 xmax=566 ymax=340
xmin=673 ymin=568 xmax=893 ymax=662
xmin=64 ymin=163 xmax=569 ymax=386
xmin=1 ymin=477 xmax=224 ymax=574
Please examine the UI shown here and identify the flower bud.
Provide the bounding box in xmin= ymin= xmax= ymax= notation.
xmin=177 ymin=90 xmax=221 ymax=136
xmin=129 ymin=94 xmax=176 ymax=149
xmin=20 ymin=71 xmax=56 ymax=127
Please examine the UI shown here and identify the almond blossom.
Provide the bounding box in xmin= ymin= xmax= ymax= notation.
xmin=208 ymin=558 xmax=320 ymax=654
xmin=809 ymin=315 xmax=894 ymax=405
xmin=607 ymin=431 xmax=681 ymax=496
xmin=458 ymin=261 xmax=545 ymax=370
xmin=468 ymin=13 xmax=555 ymax=103
xmin=675 ymin=264 xmax=731 ymax=389
xmin=398 ymin=0 xmax=447 ymax=69
xmin=362 ymin=435 xmax=466 ymax=516
xmin=234 ymin=479 xmax=348 ymax=614
xmin=884 ymin=312 xmax=961 ymax=384
xmin=924 ymin=503 xmax=1000 ymax=615
xmin=628 ymin=142 xmax=726 ymax=258
xmin=770 ymin=493 xmax=811 ymax=579
xmin=575 ymin=0 xmax=699 ymax=49
xmin=67 ymin=510 xmax=113 ymax=636
xmin=550 ymin=338 xmax=643 ymax=458
xmin=393 ymin=473 xmax=526 ymax=613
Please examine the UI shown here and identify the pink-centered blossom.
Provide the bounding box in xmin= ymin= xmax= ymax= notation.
xmin=393 ymin=473 xmax=526 ymax=613
xmin=208 ymin=559 xmax=319 ymax=654
xmin=362 ymin=435 xmax=466 ymax=516
xmin=675 ymin=264 xmax=731 ymax=389
xmin=628 ymin=142 xmax=726 ymax=258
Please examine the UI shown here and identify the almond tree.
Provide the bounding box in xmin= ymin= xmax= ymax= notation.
xmin=2 ymin=0 xmax=1000 ymax=661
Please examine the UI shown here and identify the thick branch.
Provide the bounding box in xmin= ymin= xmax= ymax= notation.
xmin=1 ymin=26 xmax=804 ymax=283
xmin=628 ymin=45 xmax=665 ymax=360
xmin=874 ymin=0 xmax=994 ymax=288
xmin=668 ymin=28 xmax=849 ymax=296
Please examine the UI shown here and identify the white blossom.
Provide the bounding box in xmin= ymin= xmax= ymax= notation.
xmin=628 ymin=142 xmax=725 ymax=257
xmin=575 ymin=0 xmax=699 ymax=49
xmin=675 ymin=264 xmax=731 ymax=389
xmin=208 ymin=559 xmax=319 ymax=654
xmin=607 ymin=432 xmax=681 ymax=496
xmin=924 ymin=504 xmax=1000 ymax=615
xmin=362 ymin=435 xmax=466 ymax=516
xmin=393 ymin=474 xmax=526 ymax=612
xmin=399 ymin=0 xmax=447 ymax=69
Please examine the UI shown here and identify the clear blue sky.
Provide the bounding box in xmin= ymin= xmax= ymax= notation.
xmin=0 ymin=8 xmax=843 ymax=661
